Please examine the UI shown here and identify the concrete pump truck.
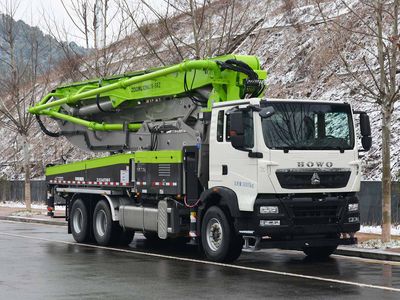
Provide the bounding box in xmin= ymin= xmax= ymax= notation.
xmin=29 ymin=54 xmax=371 ymax=262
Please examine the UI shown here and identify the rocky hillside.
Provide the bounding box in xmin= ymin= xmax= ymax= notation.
xmin=0 ymin=0 xmax=398 ymax=181
xmin=0 ymin=13 xmax=86 ymax=75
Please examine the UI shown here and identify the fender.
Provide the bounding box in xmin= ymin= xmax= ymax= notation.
xmin=197 ymin=187 xmax=241 ymax=236
xmin=103 ymin=195 xmax=131 ymax=221
xmin=198 ymin=186 xmax=240 ymax=217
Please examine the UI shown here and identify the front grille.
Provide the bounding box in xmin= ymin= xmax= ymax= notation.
xmin=276 ymin=170 xmax=351 ymax=189
xmin=291 ymin=204 xmax=339 ymax=225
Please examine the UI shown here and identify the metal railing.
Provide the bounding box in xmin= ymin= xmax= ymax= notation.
xmin=0 ymin=180 xmax=398 ymax=224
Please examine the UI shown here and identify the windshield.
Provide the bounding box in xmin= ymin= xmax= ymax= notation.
xmin=261 ymin=102 xmax=354 ymax=150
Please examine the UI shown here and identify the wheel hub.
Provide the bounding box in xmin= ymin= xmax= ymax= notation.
xmin=206 ymin=218 xmax=223 ymax=251
xmin=72 ymin=208 xmax=83 ymax=234
xmin=95 ymin=209 xmax=107 ymax=237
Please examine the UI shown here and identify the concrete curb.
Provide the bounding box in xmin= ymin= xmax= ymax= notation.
xmin=0 ymin=215 xmax=67 ymax=226
xmin=335 ymin=246 xmax=400 ymax=262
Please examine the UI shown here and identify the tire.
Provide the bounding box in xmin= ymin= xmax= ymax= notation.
xmin=226 ymin=236 xmax=244 ymax=262
xmin=201 ymin=206 xmax=243 ymax=262
xmin=70 ymin=199 xmax=91 ymax=243
xmin=93 ymin=200 xmax=120 ymax=246
xmin=303 ymin=246 xmax=337 ymax=259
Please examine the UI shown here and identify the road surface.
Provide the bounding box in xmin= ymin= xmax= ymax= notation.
xmin=1 ymin=220 xmax=400 ymax=299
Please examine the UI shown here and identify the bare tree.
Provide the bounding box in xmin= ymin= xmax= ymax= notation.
xmin=121 ymin=0 xmax=167 ymax=65
xmin=0 ymin=1 xmax=51 ymax=210
xmin=43 ymin=0 xmax=131 ymax=79
xmin=120 ymin=0 xmax=257 ymax=64
xmin=317 ymin=0 xmax=399 ymax=242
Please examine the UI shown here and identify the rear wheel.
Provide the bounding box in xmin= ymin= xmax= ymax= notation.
xmin=93 ymin=200 xmax=120 ymax=246
xmin=201 ymin=206 xmax=243 ymax=262
xmin=70 ymin=199 xmax=90 ymax=243
xmin=303 ymin=246 xmax=337 ymax=259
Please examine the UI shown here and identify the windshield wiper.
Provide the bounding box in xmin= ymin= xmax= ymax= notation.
xmin=333 ymin=146 xmax=345 ymax=153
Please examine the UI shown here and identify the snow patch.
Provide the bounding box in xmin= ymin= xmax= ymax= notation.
xmin=11 ymin=210 xmax=43 ymax=217
xmin=359 ymin=225 xmax=400 ymax=236
xmin=357 ymin=239 xmax=400 ymax=249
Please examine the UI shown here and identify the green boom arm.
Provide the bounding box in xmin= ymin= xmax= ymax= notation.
xmin=29 ymin=54 xmax=267 ymax=132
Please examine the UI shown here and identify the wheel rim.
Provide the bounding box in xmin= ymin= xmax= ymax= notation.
xmin=72 ymin=207 xmax=83 ymax=234
xmin=95 ymin=209 xmax=107 ymax=237
xmin=206 ymin=217 xmax=223 ymax=251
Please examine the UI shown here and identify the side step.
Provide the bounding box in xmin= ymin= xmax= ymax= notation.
xmin=243 ymin=236 xmax=261 ymax=252
xmin=157 ymin=200 xmax=168 ymax=239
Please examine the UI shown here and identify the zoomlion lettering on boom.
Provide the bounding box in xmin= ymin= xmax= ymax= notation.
xmin=297 ymin=162 xmax=334 ymax=168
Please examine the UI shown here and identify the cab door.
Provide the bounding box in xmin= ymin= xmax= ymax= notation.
xmin=209 ymin=107 xmax=258 ymax=212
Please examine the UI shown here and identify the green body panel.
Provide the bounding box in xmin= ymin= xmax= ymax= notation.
xmin=45 ymin=150 xmax=182 ymax=176
xmin=29 ymin=54 xmax=267 ymax=132
xmin=45 ymin=153 xmax=136 ymax=176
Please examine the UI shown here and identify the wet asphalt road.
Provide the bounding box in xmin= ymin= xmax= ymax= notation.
xmin=1 ymin=221 xmax=400 ymax=300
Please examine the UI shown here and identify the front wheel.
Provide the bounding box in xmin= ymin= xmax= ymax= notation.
xmin=201 ymin=206 xmax=243 ymax=262
xmin=303 ymin=246 xmax=337 ymax=259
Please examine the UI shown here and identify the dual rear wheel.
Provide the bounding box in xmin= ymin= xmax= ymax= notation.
xmin=70 ymin=199 xmax=134 ymax=246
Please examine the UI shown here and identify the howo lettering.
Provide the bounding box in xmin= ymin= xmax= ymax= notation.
xmin=297 ymin=162 xmax=334 ymax=168
xmin=28 ymin=54 xmax=372 ymax=262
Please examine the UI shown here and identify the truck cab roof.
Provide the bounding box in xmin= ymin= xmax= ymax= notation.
xmin=212 ymin=98 xmax=349 ymax=109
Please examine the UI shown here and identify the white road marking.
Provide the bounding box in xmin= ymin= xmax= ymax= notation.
xmin=1 ymin=231 xmax=400 ymax=293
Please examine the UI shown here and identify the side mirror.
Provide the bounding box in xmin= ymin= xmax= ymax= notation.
xmin=229 ymin=111 xmax=245 ymax=149
xmin=360 ymin=113 xmax=371 ymax=136
xmin=360 ymin=113 xmax=371 ymax=151
xmin=259 ymin=106 xmax=275 ymax=118
xmin=361 ymin=136 xmax=372 ymax=151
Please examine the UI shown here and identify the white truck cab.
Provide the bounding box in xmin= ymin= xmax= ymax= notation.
xmin=206 ymin=98 xmax=370 ymax=255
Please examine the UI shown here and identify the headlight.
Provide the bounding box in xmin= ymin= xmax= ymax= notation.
xmin=260 ymin=220 xmax=280 ymax=226
xmin=348 ymin=203 xmax=359 ymax=212
xmin=260 ymin=206 xmax=279 ymax=214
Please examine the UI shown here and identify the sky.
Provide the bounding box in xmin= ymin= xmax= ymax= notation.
xmin=0 ymin=0 xmax=167 ymax=47
xmin=0 ymin=0 xmax=82 ymax=42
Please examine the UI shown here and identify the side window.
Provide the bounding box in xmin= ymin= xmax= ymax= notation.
xmin=217 ymin=110 xmax=224 ymax=142
xmin=225 ymin=110 xmax=254 ymax=148
xmin=226 ymin=114 xmax=231 ymax=141
xmin=243 ymin=110 xmax=254 ymax=148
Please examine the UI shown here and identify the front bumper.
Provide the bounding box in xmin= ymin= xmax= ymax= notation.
xmin=236 ymin=193 xmax=360 ymax=248
xmin=244 ymin=236 xmax=357 ymax=251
